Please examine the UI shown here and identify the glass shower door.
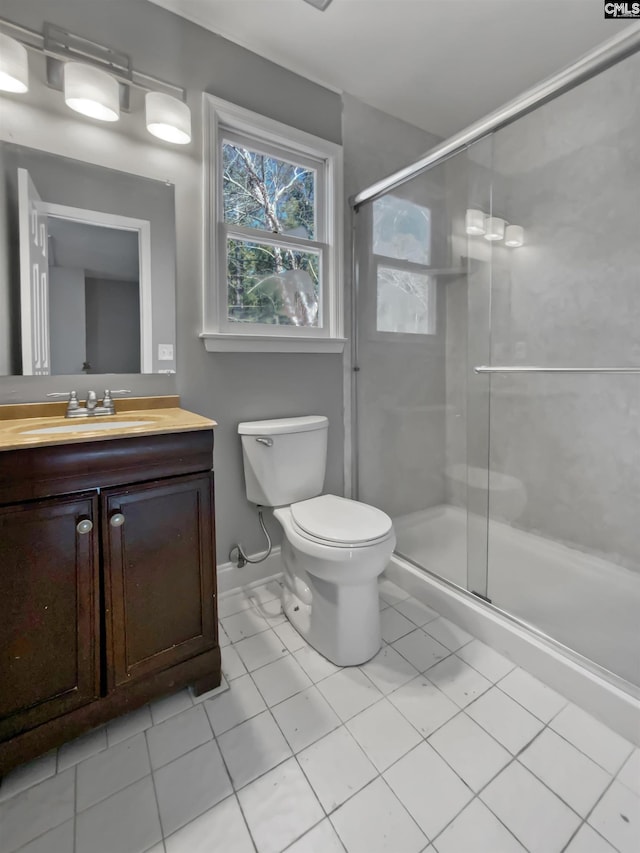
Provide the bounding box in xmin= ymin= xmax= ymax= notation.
xmin=482 ymin=50 xmax=640 ymax=688
xmin=354 ymin=150 xmax=479 ymax=593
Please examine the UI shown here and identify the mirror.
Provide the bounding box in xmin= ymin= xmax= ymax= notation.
xmin=0 ymin=143 xmax=176 ymax=376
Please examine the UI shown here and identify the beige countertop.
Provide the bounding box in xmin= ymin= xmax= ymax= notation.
xmin=0 ymin=396 xmax=216 ymax=452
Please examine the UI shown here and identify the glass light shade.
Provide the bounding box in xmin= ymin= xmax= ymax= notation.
xmin=64 ymin=62 xmax=120 ymax=122
xmin=465 ymin=208 xmax=486 ymax=235
xmin=505 ymin=224 xmax=524 ymax=247
xmin=0 ymin=33 xmax=29 ymax=93
xmin=484 ymin=216 xmax=505 ymax=241
xmin=145 ymin=92 xmax=191 ymax=144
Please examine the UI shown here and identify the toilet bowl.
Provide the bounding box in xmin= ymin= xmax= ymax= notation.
xmin=238 ymin=416 xmax=396 ymax=665
xmin=275 ymin=495 xmax=396 ymax=665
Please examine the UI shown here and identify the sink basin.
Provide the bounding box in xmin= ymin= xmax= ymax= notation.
xmin=22 ymin=420 xmax=151 ymax=435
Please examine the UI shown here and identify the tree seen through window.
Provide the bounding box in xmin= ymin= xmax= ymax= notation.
xmin=223 ymin=142 xmax=319 ymax=326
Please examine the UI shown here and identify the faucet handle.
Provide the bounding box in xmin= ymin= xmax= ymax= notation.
xmin=102 ymin=389 xmax=131 ymax=415
xmin=47 ymin=390 xmax=79 ymax=414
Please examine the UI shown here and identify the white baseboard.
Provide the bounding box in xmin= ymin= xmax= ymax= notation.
xmin=386 ymin=554 xmax=640 ymax=747
xmin=217 ymin=546 xmax=284 ymax=596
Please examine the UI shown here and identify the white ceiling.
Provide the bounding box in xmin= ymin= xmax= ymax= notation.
xmin=148 ymin=0 xmax=630 ymax=137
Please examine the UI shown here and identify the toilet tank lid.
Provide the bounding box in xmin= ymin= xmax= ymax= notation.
xmin=238 ymin=415 xmax=328 ymax=435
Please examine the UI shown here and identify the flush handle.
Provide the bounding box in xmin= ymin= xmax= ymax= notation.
xmin=110 ymin=513 xmax=125 ymax=528
xmin=255 ymin=437 xmax=273 ymax=447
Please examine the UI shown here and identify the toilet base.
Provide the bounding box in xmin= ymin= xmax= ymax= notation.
xmin=282 ymin=559 xmax=382 ymax=666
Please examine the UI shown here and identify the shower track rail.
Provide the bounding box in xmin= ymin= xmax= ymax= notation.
xmin=474 ymin=366 xmax=640 ymax=374
xmin=352 ymin=25 xmax=640 ymax=209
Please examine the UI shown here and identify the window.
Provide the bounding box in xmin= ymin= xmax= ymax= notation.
xmin=372 ymin=195 xmax=435 ymax=336
xmin=202 ymin=96 xmax=344 ymax=352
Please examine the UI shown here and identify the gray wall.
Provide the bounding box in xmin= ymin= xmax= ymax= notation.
xmin=445 ymin=51 xmax=640 ymax=572
xmin=343 ymin=94 xmax=444 ymax=518
xmin=0 ymin=145 xmax=11 ymax=375
xmin=0 ymin=0 xmax=344 ymax=562
xmin=49 ymin=267 xmax=86 ymax=375
xmin=85 ymin=278 xmax=140 ymax=374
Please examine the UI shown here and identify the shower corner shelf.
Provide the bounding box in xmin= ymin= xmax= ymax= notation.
xmin=428 ymin=266 xmax=467 ymax=277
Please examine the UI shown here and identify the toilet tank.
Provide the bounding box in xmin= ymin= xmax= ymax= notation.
xmin=238 ymin=415 xmax=328 ymax=507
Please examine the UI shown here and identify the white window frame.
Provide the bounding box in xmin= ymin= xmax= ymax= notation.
xmin=201 ymin=94 xmax=345 ymax=353
xmin=373 ymin=255 xmax=437 ymax=341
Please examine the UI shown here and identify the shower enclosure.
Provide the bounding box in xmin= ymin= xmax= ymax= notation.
xmin=352 ymin=30 xmax=640 ymax=699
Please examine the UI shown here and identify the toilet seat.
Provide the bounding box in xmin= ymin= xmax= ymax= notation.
xmin=290 ymin=494 xmax=393 ymax=547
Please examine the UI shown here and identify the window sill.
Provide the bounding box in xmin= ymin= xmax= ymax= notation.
xmin=200 ymin=333 xmax=346 ymax=354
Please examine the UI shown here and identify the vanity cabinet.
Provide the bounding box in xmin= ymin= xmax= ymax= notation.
xmin=103 ymin=474 xmax=215 ymax=689
xmin=0 ymin=428 xmax=220 ymax=775
xmin=0 ymin=493 xmax=100 ymax=741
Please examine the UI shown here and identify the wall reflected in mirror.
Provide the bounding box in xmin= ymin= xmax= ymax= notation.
xmin=0 ymin=143 xmax=177 ymax=376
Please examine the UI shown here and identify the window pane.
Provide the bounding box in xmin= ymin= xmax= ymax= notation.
xmin=227 ymin=238 xmax=320 ymax=327
xmin=223 ymin=142 xmax=316 ymax=239
xmin=377 ymin=266 xmax=434 ymax=334
xmin=373 ymin=195 xmax=430 ymax=264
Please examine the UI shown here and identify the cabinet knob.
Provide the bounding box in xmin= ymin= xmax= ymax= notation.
xmin=76 ymin=519 xmax=93 ymax=535
xmin=110 ymin=513 xmax=125 ymax=528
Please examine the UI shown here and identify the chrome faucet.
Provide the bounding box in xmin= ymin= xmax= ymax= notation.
xmin=47 ymin=390 xmax=131 ymax=418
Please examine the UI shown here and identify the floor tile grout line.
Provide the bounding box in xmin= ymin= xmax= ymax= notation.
xmin=451 ymin=646 xmax=518 ymax=681
xmin=144 ymin=725 xmax=169 ymax=847
xmin=430 ymin=715 xmax=592 ymax=853
xmin=280 ymin=814 xmax=348 ymax=853
xmin=221 ymin=591 xmax=607 ymax=851
xmin=511 ymin=691 xmax=633 ymax=777
xmin=294 ymin=723 xmax=379 ymax=816
xmin=204 ymin=693 xmax=269 ymax=853
xmin=73 ymin=763 xmax=78 ymax=853
xmin=217 ymin=588 xmax=280 ymax=620
xmin=493 ymin=675 xmax=569 ymax=724
xmin=5 ymin=582 xmax=633 ymax=853
xmin=388 ymin=590 xmax=636 ymax=767
xmin=72 ymin=766 xmax=160 ymax=819
xmin=249 ymin=655 xmax=314 ymax=708
xmin=8 ymin=770 xmax=78 ymax=853
xmin=578 ymin=771 xmax=626 ymax=849
xmin=426 ymin=777 xmax=511 ymax=850
xmin=390 ymin=634 xmax=458 ymax=673
xmin=230 ymin=790 xmax=259 ymax=853
xmin=220 ymin=620 xmax=272 ymax=645
xmin=408 ymin=682 xmax=612 ymax=850
xmin=178 ymin=698 xmax=258 ymax=853
xmin=505 ymin=711 xmax=626 ymax=829
xmin=558 ymin=805 xmax=623 ymax=853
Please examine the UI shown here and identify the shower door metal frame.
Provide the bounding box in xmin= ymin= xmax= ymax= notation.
xmin=351 ymin=26 xmax=640 ymax=210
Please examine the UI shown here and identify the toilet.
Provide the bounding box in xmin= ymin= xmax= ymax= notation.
xmin=238 ymin=415 xmax=396 ymax=666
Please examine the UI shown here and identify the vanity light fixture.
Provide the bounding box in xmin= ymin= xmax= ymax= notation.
xmin=64 ymin=62 xmax=120 ymax=122
xmin=145 ymin=92 xmax=191 ymax=144
xmin=464 ymin=208 xmax=524 ymax=247
xmin=465 ymin=208 xmax=486 ymax=236
xmin=484 ymin=216 xmax=506 ymax=242
xmin=504 ymin=224 xmax=524 ymax=247
xmin=0 ymin=18 xmax=191 ymax=144
xmin=0 ymin=31 xmax=29 ymax=93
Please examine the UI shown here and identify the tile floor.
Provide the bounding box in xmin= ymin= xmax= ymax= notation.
xmin=1 ymin=577 xmax=638 ymax=853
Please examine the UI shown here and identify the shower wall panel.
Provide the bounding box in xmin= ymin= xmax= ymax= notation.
xmin=487 ymin=52 xmax=640 ymax=573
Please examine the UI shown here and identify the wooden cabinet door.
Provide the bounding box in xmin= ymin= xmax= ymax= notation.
xmin=0 ymin=494 xmax=100 ymax=740
xmin=103 ymin=473 xmax=217 ymax=689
